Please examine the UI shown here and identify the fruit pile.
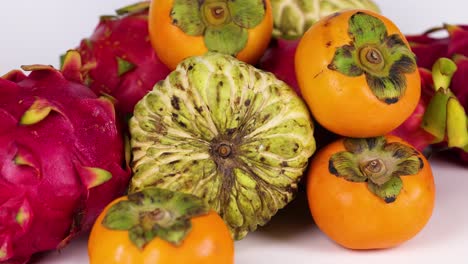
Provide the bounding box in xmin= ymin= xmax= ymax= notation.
xmin=0 ymin=0 xmax=467 ymax=263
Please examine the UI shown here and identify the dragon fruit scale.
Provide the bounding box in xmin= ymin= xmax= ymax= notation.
xmin=0 ymin=51 xmax=131 ymax=264
xmin=68 ymin=1 xmax=170 ymax=118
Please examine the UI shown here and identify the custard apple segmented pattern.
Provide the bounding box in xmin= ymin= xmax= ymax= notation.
xmin=271 ymin=0 xmax=380 ymax=39
xmin=129 ymin=52 xmax=316 ymax=239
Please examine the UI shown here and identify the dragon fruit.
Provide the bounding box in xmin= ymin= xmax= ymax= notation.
xmin=390 ymin=58 xmax=468 ymax=164
xmin=451 ymin=55 xmax=468 ymax=113
xmin=259 ymin=39 xmax=301 ymax=95
xmin=68 ymin=1 xmax=170 ymax=117
xmin=406 ymin=24 xmax=468 ymax=112
xmin=446 ymin=55 xmax=468 ymax=164
xmin=405 ymin=29 xmax=450 ymax=69
xmin=0 ymin=51 xmax=131 ymax=264
xmin=404 ymin=25 xmax=468 ymax=164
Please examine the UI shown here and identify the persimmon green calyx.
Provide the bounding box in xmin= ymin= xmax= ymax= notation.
xmin=328 ymin=12 xmax=417 ymax=104
xmin=329 ymin=137 xmax=423 ymax=203
xmin=102 ymin=188 xmax=209 ymax=249
xmin=170 ymin=0 xmax=266 ymax=55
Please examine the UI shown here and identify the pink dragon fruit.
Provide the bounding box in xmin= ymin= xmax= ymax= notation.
xmin=447 ymin=25 xmax=468 ymax=57
xmin=451 ymin=55 xmax=468 ymax=112
xmin=406 ymin=24 xmax=468 ymax=112
xmin=405 ymin=29 xmax=449 ymax=69
xmin=259 ymin=39 xmax=301 ymax=96
xmin=392 ymin=58 xmax=467 ymax=164
xmin=447 ymin=55 xmax=468 ymax=164
xmin=69 ymin=1 xmax=170 ymax=117
xmin=404 ymin=25 xmax=468 ymax=164
xmin=0 ymin=51 xmax=131 ymax=264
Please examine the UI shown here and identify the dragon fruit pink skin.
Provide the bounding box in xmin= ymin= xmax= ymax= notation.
xmin=406 ymin=25 xmax=468 ymax=113
xmin=406 ymin=24 xmax=468 ymax=72
xmin=447 ymin=25 xmax=468 ymax=57
xmin=405 ymin=31 xmax=449 ymax=70
xmin=73 ymin=1 xmax=170 ymax=117
xmin=259 ymin=39 xmax=301 ymax=96
xmin=0 ymin=52 xmax=130 ymax=264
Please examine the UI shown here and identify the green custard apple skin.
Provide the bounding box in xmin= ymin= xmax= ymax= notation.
xmin=271 ymin=0 xmax=380 ymax=39
xmin=129 ymin=52 xmax=316 ymax=240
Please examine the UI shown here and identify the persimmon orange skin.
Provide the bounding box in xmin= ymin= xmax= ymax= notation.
xmin=149 ymin=0 xmax=273 ymax=70
xmin=306 ymin=135 xmax=435 ymax=249
xmin=295 ymin=10 xmax=421 ymax=138
xmin=88 ymin=197 xmax=234 ymax=264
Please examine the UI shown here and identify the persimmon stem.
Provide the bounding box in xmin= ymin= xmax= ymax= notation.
xmin=203 ymin=2 xmax=229 ymax=26
xmin=359 ymin=46 xmax=385 ymax=72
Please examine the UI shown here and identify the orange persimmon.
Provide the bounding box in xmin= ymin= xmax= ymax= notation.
xmin=88 ymin=188 xmax=234 ymax=264
xmin=149 ymin=0 xmax=273 ymax=70
xmin=295 ymin=10 xmax=421 ymax=138
xmin=306 ymin=135 xmax=435 ymax=249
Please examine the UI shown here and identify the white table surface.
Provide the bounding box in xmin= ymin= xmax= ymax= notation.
xmin=1 ymin=1 xmax=468 ymax=264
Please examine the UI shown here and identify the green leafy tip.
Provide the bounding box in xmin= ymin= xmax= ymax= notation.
xmin=422 ymin=58 xmax=468 ymax=148
xmin=328 ymin=11 xmax=416 ymax=104
xmin=15 ymin=205 xmax=31 ymax=228
xmin=329 ymin=136 xmax=423 ymax=203
xmin=20 ymin=98 xmax=56 ymax=126
xmin=102 ymin=188 xmax=210 ymax=249
xmin=80 ymin=167 xmax=113 ymax=189
xmin=432 ymin=57 xmax=457 ymax=91
xmin=446 ymin=98 xmax=468 ymax=148
xmin=117 ymin=57 xmax=136 ymax=77
xmin=170 ymin=0 xmax=266 ymax=55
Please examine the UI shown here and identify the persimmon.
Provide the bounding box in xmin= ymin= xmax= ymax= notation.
xmin=88 ymin=188 xmax=234 ymax=264
xmin=295 ymin=10 xmax=421 ymax=138
xmin=306 ymin=135 xmax=435 ymax=249
xmin=149 ymin=0 xmax=273 ymax=70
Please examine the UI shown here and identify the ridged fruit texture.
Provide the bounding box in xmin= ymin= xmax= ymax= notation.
xmin=129 ymin=52 xmax=316 ymax=240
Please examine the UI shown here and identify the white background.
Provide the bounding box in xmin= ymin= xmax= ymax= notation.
xmin=1 ymin=1 xmax=468 ymax=263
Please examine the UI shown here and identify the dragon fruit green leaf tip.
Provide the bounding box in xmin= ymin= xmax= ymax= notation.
xmin=65 ymin=1 xmax=170 ymax=117
xmin=405 ymin=24 xmax=468 ymax=164
xmin=0 ymin=50 xmax=130 ymax=264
